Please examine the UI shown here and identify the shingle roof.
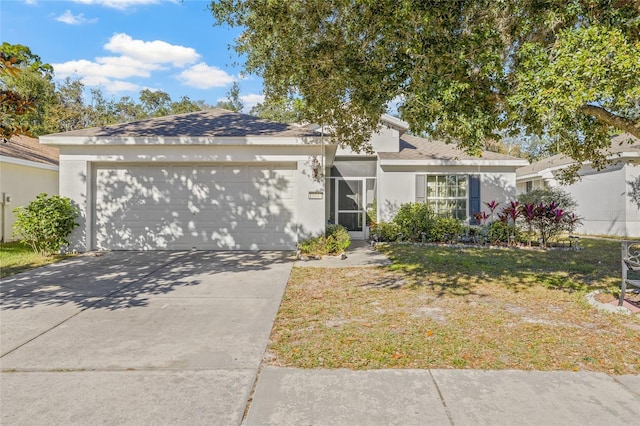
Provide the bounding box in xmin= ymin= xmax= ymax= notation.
xmin=378 ymin=134 xmax=524 ymax=161
xmin=44 ymin=109 xmax=320 ymax=138
xmin=0 ymin=135 xmax=59 ymax=166
xmin=516 ymin=133 xmax=640 ymax=177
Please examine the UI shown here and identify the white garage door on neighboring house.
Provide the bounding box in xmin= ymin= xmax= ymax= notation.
xmin=93 ymin=163 xmax=298 ymax=250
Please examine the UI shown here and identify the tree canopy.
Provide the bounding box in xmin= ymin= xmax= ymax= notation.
xmin=1 ymin=43 xmax=58 ymax=139
xmin=210 ymin=0 xmax=640 ymax=179
xmin=215 ymin=81 xmax=244 ymax=112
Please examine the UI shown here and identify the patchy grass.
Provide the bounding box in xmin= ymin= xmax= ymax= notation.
xmin=267 ymin=239 xmax=640 ymax=374
xmin=0 ymin=241 xmax=71 ymax=278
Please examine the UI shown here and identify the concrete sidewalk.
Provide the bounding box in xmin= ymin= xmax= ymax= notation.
xmin=244 ymin=367 xmax=639 ymax=425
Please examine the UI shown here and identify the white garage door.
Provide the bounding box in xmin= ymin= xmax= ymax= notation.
xmin=94 ymin=163 xmax=298 ymax=250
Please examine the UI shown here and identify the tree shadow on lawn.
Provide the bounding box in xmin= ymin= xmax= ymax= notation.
xmin=0 ymin=250 xmax=293 ymax=311
xmin=377 ymin=239 xmax=621 ymax=297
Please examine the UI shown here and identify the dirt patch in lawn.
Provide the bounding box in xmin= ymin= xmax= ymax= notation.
xmin=267 ymin=266 xmax=640 ymax=374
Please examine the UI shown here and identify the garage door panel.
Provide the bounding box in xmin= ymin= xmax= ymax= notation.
xmin=94 ymin=164 xmax=297 ymax=250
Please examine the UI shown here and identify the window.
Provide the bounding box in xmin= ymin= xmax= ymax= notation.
xmin=526 ymin=181 xmax=533 ymax=193
xmin=426 ymin=175 xmax=468 ymax=220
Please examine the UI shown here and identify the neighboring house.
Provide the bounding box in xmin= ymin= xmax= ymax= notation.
xmin=41 ymin=109 xmax=527 ymax=251
xmin=516 ymin=134 xmax=640 ymax=237
xmin=0 ymin=135 xmax=59 ymax=242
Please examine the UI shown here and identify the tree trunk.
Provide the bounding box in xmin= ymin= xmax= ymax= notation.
xmin=581 ymin=104 xmax=640 ymax=139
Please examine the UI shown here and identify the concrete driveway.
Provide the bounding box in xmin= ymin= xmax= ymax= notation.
xmin=0 ymin=250 xmax=293 ymax=425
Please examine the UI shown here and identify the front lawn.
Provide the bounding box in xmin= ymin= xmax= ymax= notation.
xmin=267 ymin=239 xmax=640 ymax=374
xmin=0 ymin=242 xmax=71 ymax=278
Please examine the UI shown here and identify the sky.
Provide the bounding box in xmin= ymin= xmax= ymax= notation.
xmin=0 ymin=0 xmax=265 ymax=111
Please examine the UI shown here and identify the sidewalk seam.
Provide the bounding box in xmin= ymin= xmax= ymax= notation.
xmin=429 ymin=369 xmax=456 ymax=426
xmin=240 ymin=364 xmax=262 ymax=426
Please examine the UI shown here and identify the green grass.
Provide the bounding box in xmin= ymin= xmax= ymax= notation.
xmin=380 ymin=238 xmax=622 ymax=293
xmin=267 ymin=238 xmax=640 ymax=374
xmin=0 ymin=241 xmax=71 ymax=278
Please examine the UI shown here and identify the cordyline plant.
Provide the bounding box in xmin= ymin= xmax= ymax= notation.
xmin=485 ymin=200 xmax=499 ymax=220
xmin=474 ymin=198 xmax=582 ymax=248
xmin=500 ymin=201 xmax=520 ymax=245
xmin=519 ymin=203 xmax=537 ymax=246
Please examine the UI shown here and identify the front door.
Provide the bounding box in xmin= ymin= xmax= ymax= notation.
xmin=336 ymin=179 xmax=365 ymax=240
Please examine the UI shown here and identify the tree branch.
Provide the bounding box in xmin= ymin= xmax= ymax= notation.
xmin=580 ymin=104 xmax=640 ymax=139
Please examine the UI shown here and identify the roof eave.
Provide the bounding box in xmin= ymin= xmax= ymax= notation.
xmin=379 ymin=158 xmax=529 ymax=167
xmin=380 ymin=114 xmax=409 ymax=133
xmin=0 ymin=155 xmax=59 ymax=171
xmin=516 ymin=151 xmax=640 ymax=181
xmin=40 ymin=135 xmax=328 ymax=146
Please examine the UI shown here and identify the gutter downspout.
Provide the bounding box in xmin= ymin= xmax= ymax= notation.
xmin=1 ymin=192 xmax=5 ymax=243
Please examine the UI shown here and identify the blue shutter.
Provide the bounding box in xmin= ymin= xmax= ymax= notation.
xmin=469 ymin=175 xmax=481 ymax=224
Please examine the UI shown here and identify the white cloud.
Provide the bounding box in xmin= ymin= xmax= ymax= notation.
xmin=53 ymin=56 xmax=159 ymax=80
xmin=240 ymin=93 xmax=265 ymax=111
xmin=71 ymin=0 xmax=178 ymax=10
xmin=23 ymin=0 xmax=38 ymax=5
xmin=105 ymin=33 xmax=199 ymax=67
xmin=63 ymin=73 xmax=141 ymax=93
xmin=104 ymin=80 xmax=142 ymax=92
xmin=53 ymin=33 xmax=201 ymax=92
xmin=55 ymin=10 xmax=98 ymax=25
xmin=177 ymin=63 xmax=235 ymax=89
xmin=51 ymin=32 xmax=236 ymax=98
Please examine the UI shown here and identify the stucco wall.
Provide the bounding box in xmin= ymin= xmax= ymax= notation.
xmin=561 ymin=163 xmax=629 ymax=237
xmin=57 ymin=144 xmax=326 ymax=251
xmin=377 ymin=164 xmax=519 ymax=222
xmin=517 ymin=162 xmax=639 ymax=237
xmin=624 ymin=163 xmax=640 ymax=237
xmin=335 ymin=125 xmax=400 ymax=156
xmin=296 ymin=159 xmax=327 ymax=239
xmin=59 ymin=159 xmax=91 ymax=252
xmin=0 ymin=161 xmax=59 ymax=242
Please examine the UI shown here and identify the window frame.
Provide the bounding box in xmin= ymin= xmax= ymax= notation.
xmin=422 ymin=174 xmax=469 ymax=220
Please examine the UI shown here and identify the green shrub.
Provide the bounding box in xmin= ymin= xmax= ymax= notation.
xmin=298 ymin=236 xmax=327 ymax=256
xmin=299 ymin=224 xmax=351 ymax=256
xmin=428 ymin=216 xmax=464 ymax=243
xmin=487 ymin=220 xmax=523 ymax=244
xmin=460 ymin=225 xmax=484 ymax=243
xmin=518 ymin=187 xmax=578 ymax=212
xmin=392 ymin=202 xmax=434 ymax=241
xmin=13 ymin=193 xmax=79 ymax=256
xmin=325 ymin=224 xmax=351 ymax=253
xmin=366 ymin=198 xmax=377 ymax=225
xmin=370 ymin=221 xmax=401 ymax=242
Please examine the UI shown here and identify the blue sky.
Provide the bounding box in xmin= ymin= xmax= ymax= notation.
xmin=1 ymin=0 xmax=265 ymax=111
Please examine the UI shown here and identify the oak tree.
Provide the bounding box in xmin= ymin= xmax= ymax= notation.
xmin=210 ymin=0 xmax=640 ymax=178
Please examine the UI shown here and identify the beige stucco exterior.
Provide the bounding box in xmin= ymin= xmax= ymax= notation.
xmin=0 ymin=159 xmax=59 ymax=242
